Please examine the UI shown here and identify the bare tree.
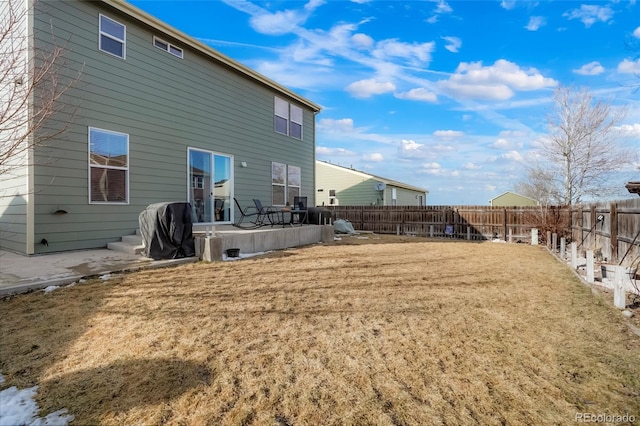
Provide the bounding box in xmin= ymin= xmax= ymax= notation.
xmin=522 ymin=86 xmax=633 ymax=206
xmin=0 ymin=0 xmax=82 ymax=178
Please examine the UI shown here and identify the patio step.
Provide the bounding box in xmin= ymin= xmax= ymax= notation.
xmin=107 ymin=232 xmax=144 ymax=256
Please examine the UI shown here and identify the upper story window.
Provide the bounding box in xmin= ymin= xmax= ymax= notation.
xmin=153 ymin=36 xmax=183 ymax=59
xmin=274 ymin=97 xmax=303 ymax=140
xmin=99 ymin=15 xmax=126 ymax=59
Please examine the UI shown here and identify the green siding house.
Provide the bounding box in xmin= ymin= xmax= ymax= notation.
xmin=315 ymin=161 xmax=428 ymax=206
xmin=489 ymin=192 xmax=539 ymax=207
xmin=0 ymin=0 xmax=321 ymax=254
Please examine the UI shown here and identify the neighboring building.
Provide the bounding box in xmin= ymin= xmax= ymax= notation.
xmin=0 ymin=0 xmax=321 ymax=254
xmin=315 ymin=161 xmax=428 ymax=206
xmin=489 ymin=192 xmax=539 ymax=207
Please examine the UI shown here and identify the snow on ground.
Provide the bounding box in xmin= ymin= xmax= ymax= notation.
xmin=0 ymin=373 xmax=74 ymax=426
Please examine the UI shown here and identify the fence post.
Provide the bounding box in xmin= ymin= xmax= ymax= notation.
xmin=560 ymin=237 xmax=566 ymax=259
xmin=610 ymin=202 xmax=618 ymax=263
xmin=571 ymin=242 xmax=578 ymax=269
xmin=509 ymin=228 xmax=513 ymax=243
xmin=547 ymin=231 xmax=552 ymax=249
xmin=503 ymin=208 xmax=507 ymax=242
xmin=467 ymin=226 xmax=471 ymax=240
xmin=586 ymin=250 xmax=594 ymax=283
xmin=614 ymin=266 xmax=626 ymax=309
xmin=552 ymin=233 xmax=558 ymax=252
xmin=429 ymin=225 xmax=434 ymax=238
xmin=531 ymin=228 xmax=538 ymax=245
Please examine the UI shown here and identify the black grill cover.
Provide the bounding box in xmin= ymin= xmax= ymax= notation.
xmin=139 ymin=202 xmax=196 ymax=260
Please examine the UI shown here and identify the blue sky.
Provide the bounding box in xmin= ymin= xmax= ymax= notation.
xmin=130 ymin=0 xmax=640 ymax=205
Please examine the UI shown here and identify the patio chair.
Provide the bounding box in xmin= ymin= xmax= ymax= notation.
xmin=252 ymin=199 xmax=279 ymax=226
xmin=233 ymin=198 xmax=272 ymax=229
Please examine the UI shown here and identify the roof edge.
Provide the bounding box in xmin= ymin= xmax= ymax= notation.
xmin=101 ymin=0 xmax=321 ymax=112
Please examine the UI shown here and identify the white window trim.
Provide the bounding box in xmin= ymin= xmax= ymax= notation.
xmin=88 ymin=127 xmax=129 ymax=205
xmin=153 ymin=36 xmax=183 ymax=59
xmin=99 ymin=14 xmax=126 ymax=59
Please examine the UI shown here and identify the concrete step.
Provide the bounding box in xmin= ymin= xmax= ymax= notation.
xmin=107 ymin=241 xmax=144 ymax=256
xmin=107 ymin=231 xmax=144 ymax=256
xmin=122 ymin=234 xmax=143 ymax=246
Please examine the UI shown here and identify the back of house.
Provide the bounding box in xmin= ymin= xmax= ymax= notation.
xmin=0 ymin=0 xmax=320 ymax=254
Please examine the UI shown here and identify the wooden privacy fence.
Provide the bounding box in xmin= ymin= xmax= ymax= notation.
xmin=324 ymin=205 xmax=554 ymax=242
xmin=571 ymin=198 xmax=640 ymax=266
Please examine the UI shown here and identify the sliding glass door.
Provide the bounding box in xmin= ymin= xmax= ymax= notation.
xmin=188 ymin=148 xmax=232 ymax=224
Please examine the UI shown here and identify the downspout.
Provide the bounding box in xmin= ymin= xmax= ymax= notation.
xmin=26 ymin=0 xmax=35 ymax=254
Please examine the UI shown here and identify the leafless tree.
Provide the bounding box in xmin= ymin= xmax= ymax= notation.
xmin=0 ymin=0 xmax=82 ymax=178
xmin=521 ymin=86 xmax=633 ymax=206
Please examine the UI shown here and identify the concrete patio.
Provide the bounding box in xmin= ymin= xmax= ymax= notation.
xmin=0 ymin=224 xmax=334 ymax=295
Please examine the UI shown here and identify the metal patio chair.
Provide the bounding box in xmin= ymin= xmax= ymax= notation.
xmin=232 ymin=198 xmax=273 ymax=229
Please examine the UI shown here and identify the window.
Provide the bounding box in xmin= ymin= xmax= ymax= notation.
xmin=272 ymin=162 xmax=286 ymax=205
xmin=274 ymin=97 xmax=289 ymax=136
xmin=272 ymin=162 xmax=301 ymax=206
xmin=192 ymin=176 xmax=204 ymax=189
xmin=290 ymin=105 xmax=303 ymax=139
xmin=287 ymin=165 xmax=301 ymax=205
xmin=274 ymin=97 xmax=303 ymax=139
xmin=99 ymin=15 xmax=126 ymax=59
xmin=89 ymin=128 xmax=129 ymax=204
xmin=153 ymin=36 xmax=183 ymax=59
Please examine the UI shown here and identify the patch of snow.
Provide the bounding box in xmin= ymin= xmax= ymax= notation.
xmin=491 ymin=239 xmax=506 ymax=243
xmin=99 ymin=274 xmax=111 ymax=280
xmin=334 ymin=237 xmax=342 ymax=241
xmin=0 ymin=385 xmax=74 ymax=426
xmin=42 ymin=286 xmax=59 ymax=293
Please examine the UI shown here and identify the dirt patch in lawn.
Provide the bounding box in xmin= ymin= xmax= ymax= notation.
xmin=1 ymin=238 xmax=639 ymax=425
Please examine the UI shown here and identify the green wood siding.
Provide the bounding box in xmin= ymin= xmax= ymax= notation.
xmin=25 ymin=1 xmax=317 ymax=253
xmin=490 ymin=192 xmax=538 ymax=207
xmin=316 ymin=162 xmax=426 ymax=206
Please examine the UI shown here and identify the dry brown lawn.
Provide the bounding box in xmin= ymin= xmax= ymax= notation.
xmin=1 ymin=237 xmax=639 ymax=425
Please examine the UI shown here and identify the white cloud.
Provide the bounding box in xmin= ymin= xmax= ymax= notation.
xmin=485 ymin=184 xmax=497 ymax=191
xmin=346 ymin=79 xmax=396 ymax=98
xmin=434 ymin=0 xmax=452 ymax=13
xmin=426 ymin=0 xmax=452 ymax=24
xmin=617 ymin=58 xmax=640 ymax=74
xmin=316 ymin=146 xmax=356 ymax=156
xmin=248 ymin=0 xmax=324 ymax=35
xmin=363 ymin=152 xmax=384 ymax=162
xmin=464 ymin=162 xmax=482 ymax=170
xmin=525 ymin=16 xmax=547 ymax=31
xmin=442 ymin=36 xmax=462 ymax=53
xmin=615 ymin=123 xmax=640 ymax=137
xmin=352 ymin=33 xmax=374 ymax=49
xmin=372 ymin=39 xmax=435 ymax=66
xmin=563 ymin=5 xmax=614 ymax=28
xmin=573 ymin=61 xmax=605 ymax=75
xmin=401 ymin=139 xmax=423 ymax=151
xmin=395 ymin=88 xmax=438 ymax=102
xmin=500 ymin=1 xmax=516 ymax=10
xmin=433 ymin=130 xmax=464 ymax=138
xmin=317 ymin=118 xmax=357 ymax=133
xmin=492 ymin=138 xmax=511 ymax=149
xmin=501 ymin=150 xmax=524 ymax=162
xmin=634 ymin=26 xmax=640 ymax=38
xmin=438 ymin=59 xmax=557 ymax=101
